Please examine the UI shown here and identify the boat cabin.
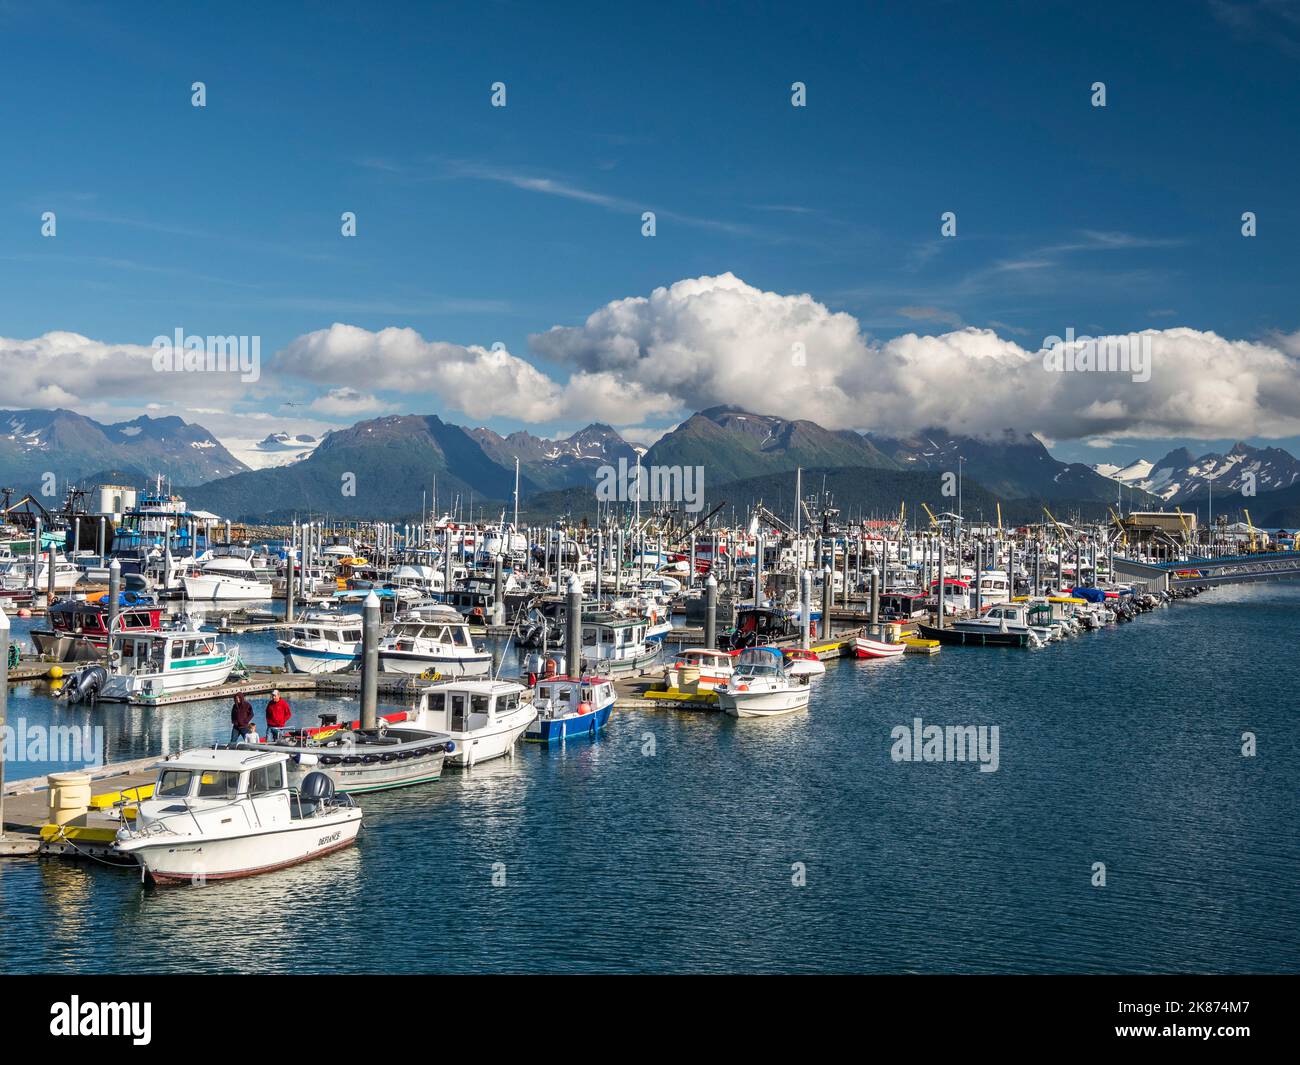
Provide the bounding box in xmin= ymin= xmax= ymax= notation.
xmin=580 ymin=613 xmax=649 ymax=661
xmin=114 ymin=627 xmax=223 ymax=672
xmin=416 ymin=680 xmax=529 ymax=732
xmin=879 ymin=592 xmax=928 ymax=620
xmin=721 ymin=607 xmax=800 ymax=650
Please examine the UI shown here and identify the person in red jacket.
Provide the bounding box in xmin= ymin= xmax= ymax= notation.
xmin=265 ymin=690 xmax=292 ymax=741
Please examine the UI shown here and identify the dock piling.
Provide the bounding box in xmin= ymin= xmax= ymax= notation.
xmin=361 ymin=590 xmax=380 ymax=730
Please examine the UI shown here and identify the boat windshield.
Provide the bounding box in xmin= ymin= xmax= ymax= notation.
xmin=196 ymin=771 xmax=241 ymax=799
xmin=735 ymin=648 xmax=785 ymax=675
xmin=157 ymin=769 xmax=194 ymax=797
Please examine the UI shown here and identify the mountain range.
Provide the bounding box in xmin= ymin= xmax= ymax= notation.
xmin=17 ymin=403 xmax=1300 ymax=523
xmin=0 ymin=408 xmax=247 ymax=488
xmin=1094 ymin=442 xmax=1300 ymax=505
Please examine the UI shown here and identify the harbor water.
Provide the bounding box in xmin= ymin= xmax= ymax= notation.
xmin=1 ymin=583 xmax=1297 ymax=973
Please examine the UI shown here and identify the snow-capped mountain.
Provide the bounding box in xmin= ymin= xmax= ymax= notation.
xmin=0 ymin=409 xmax=247 ymax=485
xmin=1093 ymin=443 xmax=1300 ymax=503
xmin=224 ymin=432 xmax=322 ymax=470
xmin=468 ymin=422 xmax=640 ymax=491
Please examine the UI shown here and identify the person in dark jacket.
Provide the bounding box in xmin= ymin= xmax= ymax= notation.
xmin=265 ymin=690 xmax=292 ymax=741
xmin=230 ymin=694 xmax=255 ymax=743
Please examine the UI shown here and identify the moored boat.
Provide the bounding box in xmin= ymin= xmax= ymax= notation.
xmin=716 ymin=646 xmax=812 ymax=718
xmin=525 ymin=675 xmax=616 ymax=742
xmin=113 ymin=749 xmax=361 ymax=883
xmin=276 ymin=611 xmax=363 ymax=674
xmin=783 ymin=647 xmax=826 ymax=676
xmin=98 ymin=622 xmax=240 ymax=702
xmin=407 ymin=679 xmax=536 ymax=766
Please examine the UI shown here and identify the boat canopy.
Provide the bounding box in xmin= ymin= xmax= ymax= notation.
xmin=734 ymin=646 xmax=786 ymax=671
xmin=1069 ymin=586 xmax=1107 ymax=603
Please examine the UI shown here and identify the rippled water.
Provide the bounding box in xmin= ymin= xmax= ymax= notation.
xmin=2 ymin=584 xmax=1297 ymax=973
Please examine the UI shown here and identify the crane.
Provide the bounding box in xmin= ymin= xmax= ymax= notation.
xmin=920 ymin=502 xmax=942 ymax=530
xmin=1244 ymin=509 xmax=1257 ymax=553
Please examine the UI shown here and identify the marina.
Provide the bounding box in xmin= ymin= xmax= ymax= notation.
xmin=3 ymin=1 xmax=1299 ymax=1040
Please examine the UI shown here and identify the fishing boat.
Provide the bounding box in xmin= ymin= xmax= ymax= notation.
xmin=276 ymin=611 xmax=363 ymax=674
xmin=525 ymin=675 xmax=616 ymax=742
xmin=30 ymin=593 xmax=162 ymax=662
xmin=113 ymin=749 xmax=361 ymax=883
xmin=783 ymin=647 xmax=826 ymax=676
xmin=182 ymin=556 xmax=273 ymax=601
xmin=97 ymin=622 xmax=241 ymax=701
xmin=377 ymin=603 xmax=491 ymax=677
xmin=715 ymin=646 xmax=812 ymax=718
xmin=407 ymin=679 xmax=536 ymax=766
xmin=578 ymin=612 xmax=661 ymax=675
xmin=719 ymin=606 xmax=803 ymax=650
xmin=244 ymin=717 xmax=454 ymax=794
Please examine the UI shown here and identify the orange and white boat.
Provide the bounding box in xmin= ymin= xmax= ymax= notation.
xmin=671 ymin=648 xmax=736 ymax=690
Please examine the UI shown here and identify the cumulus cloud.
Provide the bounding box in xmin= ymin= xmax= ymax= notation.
xmin=0 ymin=330 xmax=258 ymax=412
xmin=530 ymin=273 xmax=1300 ymax=442
xmin=278 ymin=322 xmax=677 ymax=426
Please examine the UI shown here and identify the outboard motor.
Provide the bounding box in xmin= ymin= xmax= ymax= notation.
xmin=299 ymin=771 xmax=336 ymax=802
xmin=65 ymin=664 xmax=108 ymax=704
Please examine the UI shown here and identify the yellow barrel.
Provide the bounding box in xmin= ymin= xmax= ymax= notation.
xmin=47 ymin=772 xmax=93 ymax=826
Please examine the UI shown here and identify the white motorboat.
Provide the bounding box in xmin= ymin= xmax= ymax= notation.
xmin=716 ymin=646 xmax=812 ymax=718
xmin=277 ymin=611 xmax=363 ymax=673
xmin=970 ymin=569 xmax=1012 ymax=608
xmin=183 ymin=556 xmax=273 ymax=600
xmin=113 ymin=749 xmax=361 ymax=884
xmin=98 ymin=622 xmax=241 ymax=702
xmin=377 ymin=603 xmax=491 ymax=677
xmin=951 ymin=602 xmax=1049 ymax=647
xmin=0 ymin=554 xmax=82 ymax=592
xmin=407 ymin=679 xmax=536 ymax=767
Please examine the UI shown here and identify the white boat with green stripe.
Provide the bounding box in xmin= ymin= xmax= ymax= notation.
xmin=99 ymin=622 xmax=240 ymax=703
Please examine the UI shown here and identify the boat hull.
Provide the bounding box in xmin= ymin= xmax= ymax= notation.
xmin=377 ymin=650 xmax=492 ymax=677
xmin=98 ymin=653 xmax=239 ymax=702
xmin=917 ymin=624 xmax=1028 ymax=648
xmin=117 ymin=809 xmax=361 ymax=883
xmin=717 ymin=686 xmax=811 ymax=717
xmin=278 ymin=643 xmax=360 ymax=674
xmin=853 ymin=637 xmax=906 ymax=659
xmin=182 ymin=575 xmax=274 ymax=601
xmin=525 ymin=703 xmax=613 ymax=743
xmin=287 ymin=748 xmax=446 ymax=794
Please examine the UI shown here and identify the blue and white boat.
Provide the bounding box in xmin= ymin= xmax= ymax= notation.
xmin=525 ymin=675 xmax=616 ymax=743
xmin=277 ymin=611 xmax=363 ymax=674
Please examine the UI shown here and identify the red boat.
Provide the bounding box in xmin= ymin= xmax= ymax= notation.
xmin=853 ymin=635 xmax=905 ymax=659
xmin=30 ymin=595 xmax=163 ymax=662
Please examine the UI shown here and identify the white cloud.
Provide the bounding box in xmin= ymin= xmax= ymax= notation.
xmin=278 ymin=323 xmax=677 ymax=426
xmin=531 ymin=273 xmax=1300 ymax=442
xmin=0 ymin=331 xmax=257 ymax=411
xmin=309 ymin=387 xmax=390 ymax=417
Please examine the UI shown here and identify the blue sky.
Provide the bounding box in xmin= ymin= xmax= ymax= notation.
xmin=1 ymin=0 xmax=1298 ymax=468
